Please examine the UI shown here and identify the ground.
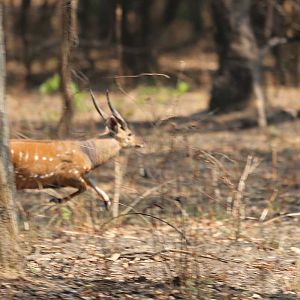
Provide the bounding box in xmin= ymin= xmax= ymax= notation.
xmin=1 ymin=219 xmax=300 ymax=299
xmin=1 ymin=84 xmax=300 ymax=299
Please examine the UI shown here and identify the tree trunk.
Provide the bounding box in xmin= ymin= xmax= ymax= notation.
xmin=57 ymin=0 xmax=78 ymax=138
xmin=162 ymin=0 xmax=181 ymax=27
xmin=98 ymin=0 xmax=116 ymax=41
xmin=19 ymin=0 xmax=32 ymax=87
xmin=119 ymin=0 xmax=156 ymax=79
xmin=0 ymin=4 xmax=22 ymax=275
xmin=209 ymin=0 xmax=258 ymax=112
xmin=189 ymin=0 xmax=203 ymax=35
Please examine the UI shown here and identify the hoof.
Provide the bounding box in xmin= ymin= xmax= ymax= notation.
xmin=104 ymin=200 xmax=111 ymax=211
xmin=49 ymin=197 xmax=62 ymax=204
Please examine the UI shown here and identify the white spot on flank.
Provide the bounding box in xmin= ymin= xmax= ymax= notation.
xmin=24 ymin=152 xmax=29 ymax=161
xmin=49 ymin=157 xmax=53 ymax=162
xmin=10 ymin=149 xmax=14 ymax=155
xmin=42 ymin=156 xmax=47 ymax=161
xmin=74 ymin=170 xmax=79 ymax=174
xmin=48 ymin=172 xmax=54 ymax=177
xmin=19 ymin=152 xmax=23 ymax=160
xmin=72 ymin=149 xmax=76 ymax=153
xmin=34 ymin=155 xmax=39 ymax=161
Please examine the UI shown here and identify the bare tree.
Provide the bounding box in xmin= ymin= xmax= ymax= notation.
xmin=57 ymin=0 xmax=78 ymax=137
xmin=209 ymin=0 xmax=258 ymax=112
xmin=18 ymin=0 xmax=32 ymax=87
xmin=0 ymin=3 xmax=22 ymax=275
xmin=118 ymin=0 xmax=157 ymax=80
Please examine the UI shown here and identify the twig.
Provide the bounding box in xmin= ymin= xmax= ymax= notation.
xmin=121 ymin=179 xmax=176 ymax=215
xmin=233 ymin=155 xmax=260 ymax=239
xmin=254 ymin=37 xmax=287 ymax=128
xmin=112 ymin=73 xmax=170 ymax=79
xmin=263 ymin=212 xmax=300 ymax=224
xmin=112 ymin=154 xmax=128 ymax=217
xmin=100 ymin=211 xmax=189 ymax=245
xmin=119 ymin=248 xmax=228 ymax=263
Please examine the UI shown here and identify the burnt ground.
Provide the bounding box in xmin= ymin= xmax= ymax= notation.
xmin=2 ymin=87 xmax=300 ymax=299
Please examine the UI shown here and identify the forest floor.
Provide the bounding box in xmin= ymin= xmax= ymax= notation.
xmin=1 ymin=219 xmax=300 ymax=299
xmin=3 ymin=3 xmax=300 ymax=297
xmin=2 ymin=75 xmax=300 ymax=299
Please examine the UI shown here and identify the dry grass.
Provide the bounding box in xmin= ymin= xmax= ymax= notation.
xmin=3 ymin=85 xmax=300 ymax=298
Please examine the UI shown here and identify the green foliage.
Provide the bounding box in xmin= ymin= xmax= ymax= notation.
xmin=39 ymin=74 xmax=60 ymax=94
xmin=60 ymin=206 xmax=72 ymax=221
xmin=70 ymin=81 xmax=88 ymax=112
xmin=176 ymin=80 xmax=190 ymax=94
xmin=29 ymin=266 xmax=41 ymax=274
xmin=136 ymin=82 xmax=190 ymax=105
xmin=39 ymin=74 xmax=89 ymax=112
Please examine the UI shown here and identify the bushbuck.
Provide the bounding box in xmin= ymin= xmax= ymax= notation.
xmin=10 ymin=90 xmax=143 ymax=208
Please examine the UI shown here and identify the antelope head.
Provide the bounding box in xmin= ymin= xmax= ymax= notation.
xmin=90 ymin=89 xmax=144 ymax=149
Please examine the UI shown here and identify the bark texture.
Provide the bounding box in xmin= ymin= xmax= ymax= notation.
xmin=0 ymin=4 xmax=22 ymax=275
xmin=57 ymin=0 xmax=78 ymax=137
xmin=119 ymin=0 xmax=156 ymax=78
xmin=209 ymin=0 xmax=258 ymax=112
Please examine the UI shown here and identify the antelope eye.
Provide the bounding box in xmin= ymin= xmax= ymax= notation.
xmin=128 ymin=133 xmax=132 ymax=136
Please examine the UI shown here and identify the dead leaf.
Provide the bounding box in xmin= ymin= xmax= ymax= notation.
xmin=291 ymin=247 xmax=300 ymax=254
xmin=107 ymin=253 xmax=120 ymax=261
xmin=152 ymin=255 xmax=163 ymax=262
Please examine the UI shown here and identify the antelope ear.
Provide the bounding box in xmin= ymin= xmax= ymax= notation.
xmin=106 ymin=116 xmax=119 ymax=133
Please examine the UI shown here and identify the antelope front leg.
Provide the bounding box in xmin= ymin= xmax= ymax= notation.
xmin=83 ymin=176 xmax=111 ymax=209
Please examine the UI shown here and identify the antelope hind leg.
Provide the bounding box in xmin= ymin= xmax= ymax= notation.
xmin=49 ymin=187 xmax=86 ymax=204
xmin=49 ymin=179 xmax=87 ymax=204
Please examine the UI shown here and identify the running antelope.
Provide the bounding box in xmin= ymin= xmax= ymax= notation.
xmin=10 ymin=90 xmax=143 ymax=208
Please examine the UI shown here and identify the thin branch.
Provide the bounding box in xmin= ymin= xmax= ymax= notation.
xmin=100 ymin=211 xmax=189 ymax=245
xmin=119 ymin=248 xmax=229 ymax=264
xmin=263 ymin=212 xmax=300 ymax=224
xmin=121 ymin=179 xmax=176 ymax=215
xmin=112 ymin=73 xmax=170 ymax=79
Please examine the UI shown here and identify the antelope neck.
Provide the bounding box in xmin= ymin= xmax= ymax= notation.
xmin=79 ymin=137 xmax=121 ymax=169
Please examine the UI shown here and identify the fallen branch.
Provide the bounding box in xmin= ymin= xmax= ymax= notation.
xmin=119 ymin=248 xmax=229 ymax=264
xmin=100 ymin=211 xmax=189 ymax=245
xmin=121 ymin=179 xmax=176 ymax=215
xmin=263 ymin=212 xmax=300 ymax=224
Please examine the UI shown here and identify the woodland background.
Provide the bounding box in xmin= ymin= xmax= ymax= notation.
xmin=1 ymin=0 xmax=300 ymax=299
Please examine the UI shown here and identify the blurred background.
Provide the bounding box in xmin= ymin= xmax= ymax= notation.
xmin=4 ymin=0 xmax=300 ymax=111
